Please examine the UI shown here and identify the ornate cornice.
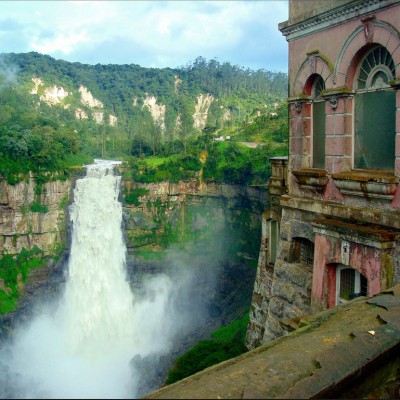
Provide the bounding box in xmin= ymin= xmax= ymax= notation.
xmin=279 ymin=0 xmax=399 ymax=41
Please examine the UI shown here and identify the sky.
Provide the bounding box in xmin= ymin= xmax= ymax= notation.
xmin=0 ymin=0 xmax=288 ymax=72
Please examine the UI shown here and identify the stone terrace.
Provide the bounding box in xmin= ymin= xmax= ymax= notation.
xmin=144 ymin=285 xmax=400 ymax=399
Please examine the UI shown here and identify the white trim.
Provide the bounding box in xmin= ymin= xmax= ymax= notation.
xmin=336 ymin=265 xmax=362 ymax=305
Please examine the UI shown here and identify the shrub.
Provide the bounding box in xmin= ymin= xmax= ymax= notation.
xmin=166 ymin=313 xmax=249 ymax=384
xmin=29 ymin=202 xmax=48 ymax=213
xmin=0 ymin=246 xmax=45 ymax=314
xmin=124 ymin=187 xmax=149 ymax=206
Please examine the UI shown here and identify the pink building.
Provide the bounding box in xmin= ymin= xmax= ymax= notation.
xmin=247 ymin=0 xmax=400 ymax=349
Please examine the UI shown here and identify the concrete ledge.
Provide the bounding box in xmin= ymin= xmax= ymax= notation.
xmin=144 ymin=285 xmax=400 ymax=399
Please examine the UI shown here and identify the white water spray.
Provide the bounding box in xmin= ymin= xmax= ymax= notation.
xmin=62 ymin=160 xmax=135 ymax=361
xmin=0 ymin=160 xmax=180 ymax=399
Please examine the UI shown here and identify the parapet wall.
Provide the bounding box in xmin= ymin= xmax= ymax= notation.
xmin=144 ymin=284 xmax=400 ymax=399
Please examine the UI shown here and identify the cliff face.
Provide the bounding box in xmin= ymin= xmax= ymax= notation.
xmin=0 ymin=174 xmax=72 ymax=255
xmin=122 ymin=179 xmax=268 ymax=257
xmin=0 ymin=174 xmax=74 ymax=337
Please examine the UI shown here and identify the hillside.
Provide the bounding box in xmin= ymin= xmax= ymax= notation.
xmin=0 ymin=52 xmax=288 ymax=182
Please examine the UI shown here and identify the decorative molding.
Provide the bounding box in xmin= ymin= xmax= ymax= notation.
xmin=362 ymin=15 xmax=376 ymax=43
xmin=294 ymin=101 xmax=303 ymax=113
xmin=279 ymin=0 xmax=398 ymax=41
xmin=330 ymin=97 xmax=338 ymax=110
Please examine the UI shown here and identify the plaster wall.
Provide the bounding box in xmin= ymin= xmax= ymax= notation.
xmin=288 ymin=6 xmax=400 ymax=96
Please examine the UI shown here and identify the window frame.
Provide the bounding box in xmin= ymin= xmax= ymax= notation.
xmin=353 ymin=45 xmax=396 ymax=171
xmin=336 ymin=265 xmax=368 ymax=305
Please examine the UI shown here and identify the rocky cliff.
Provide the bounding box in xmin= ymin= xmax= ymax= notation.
xmin=0 ymin=173 xmax=73 ymax=256
xmin=122 ymin=179 xmax=268 ymax=256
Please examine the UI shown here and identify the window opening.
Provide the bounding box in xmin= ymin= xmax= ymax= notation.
xmin=300 ymin=239 xmax=314 ymax=266
xmin=336 ymin=265 xmax=368 ymax=304
xmin=357 ymin=46 xmax=395 ymax=90
xmin=354 ymin=45 xmax=396 ymax=169
xmin=291 ymin=238 xmax=314 ymax=266
xmin=312 ymin=75 xmax=326 ymax=168
xmin=267 ymin=219 xmax=279 ymax=265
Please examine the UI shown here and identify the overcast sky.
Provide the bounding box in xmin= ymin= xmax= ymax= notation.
xmin=0 ymin=1 xmax=288 ymax=72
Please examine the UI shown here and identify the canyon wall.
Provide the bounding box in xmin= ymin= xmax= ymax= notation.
xmin=0 ymin=173 xmax=73 ymax=256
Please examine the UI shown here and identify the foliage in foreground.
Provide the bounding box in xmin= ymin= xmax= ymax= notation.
xmin=0 ymin=246 xmax=46 ymax=314
xmin=165 ymin=313 xmax=249 ymax=385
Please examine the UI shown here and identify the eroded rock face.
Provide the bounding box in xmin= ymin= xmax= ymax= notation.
xmin=30 ymin=77 xmax=70 ymax=107
xmin=30 ymin=77 xmax=43 ymax=95
xmin=142 ymin=94 xmax=166 ymax=131
xmin=75 ymin=108 xmax=88 ymax=120
xmin=193 ymin=94 xmax=214 ymax=131
xmin=40 ymin=86 xmax=69 ymax=106
xmin=109 ymin=115 xmax=118 ymax=126
xmin=79 ymin=85 xmax=103 ymax=108
xmin=0 ymin=175 xmax=72 ymax=255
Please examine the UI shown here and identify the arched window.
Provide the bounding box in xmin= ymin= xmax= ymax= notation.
xmin=336 ymin=265 xmax=368 ymax=305
xmin=312 ymin=75 xmax=326 ymax=168
xmin=354 ymin=45 xmax=396 ymax=170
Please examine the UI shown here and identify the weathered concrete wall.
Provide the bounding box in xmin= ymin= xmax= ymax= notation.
xmin=145 ymin=285 xmax=400 ymax=399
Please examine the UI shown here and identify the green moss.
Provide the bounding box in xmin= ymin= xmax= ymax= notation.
xmin=29 ymin=202 xmax=48 ymax=213
xmin=124 ymin=187 xmax=149 ymax=206
xmin=59 ymin=196 xmax=69 ymax=210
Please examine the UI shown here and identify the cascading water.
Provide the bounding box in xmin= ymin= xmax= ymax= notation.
xmin=0 ymin=160 xmax=178 ymax=399
xmin=62 ymin=160 xmax=136 ymax=361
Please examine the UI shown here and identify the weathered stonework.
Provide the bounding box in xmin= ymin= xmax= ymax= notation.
xmin=247 ymin=0 xmax=400 ymax=350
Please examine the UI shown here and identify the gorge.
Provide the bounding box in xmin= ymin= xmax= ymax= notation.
xmin=0 ymin=161 xmax=267 ymax=398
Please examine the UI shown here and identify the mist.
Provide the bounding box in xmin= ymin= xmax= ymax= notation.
xmin=0 ymin=55 xmax=19 ymax=88
xmin=0 ymin=164 xmax=238 ymax=399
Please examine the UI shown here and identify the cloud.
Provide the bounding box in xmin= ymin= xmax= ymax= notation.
xmin=0 ymin=0 xmax=288 ymax=71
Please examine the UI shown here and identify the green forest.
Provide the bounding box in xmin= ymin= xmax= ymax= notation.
xmin=0 ymin=52 xmax=288 ymax=186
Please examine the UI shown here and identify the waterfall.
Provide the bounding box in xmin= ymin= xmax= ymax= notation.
xmin=61 ymin=160 xmax=135 ymax=360
xmin=0 ymin=160 xmax=176 ymax=399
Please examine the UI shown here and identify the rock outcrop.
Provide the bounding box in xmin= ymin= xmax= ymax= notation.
xmin=0 ymin=174 xmax=72 ymax=255
xmin=193 ymin=94 xmax=214 ymax=131
xmin=142 ymin=94 xmax=166 ymax=132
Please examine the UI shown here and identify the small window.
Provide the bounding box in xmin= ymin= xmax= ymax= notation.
xmin=312 ymin=76 xmax=326 ymax=168
xmin=336 ymin=265 xmax=368 ymax=304
xmin=291 ymin=238 xmax=314 ymax=266
xmin=267 ymin=219 xmax=279 ymax=265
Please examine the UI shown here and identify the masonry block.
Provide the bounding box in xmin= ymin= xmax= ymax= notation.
xmin=303 ymin=118 xmax=311 ymax=136
xmin=344 ymin=115 xmax=352 ymax=134
xmin=290 ymin=117 xmax=303 ymax=136
xmin=326 ymin=136 xmax=345 ymax=155
xmin=325 ymin=115 xmax=335 ymax=135
xmin=396 ymin=135 xmax=400 ymax=158
xmin=396 ymin=110 xmax=400 ymax=134
xmin=396 ymin=158 xmax=400 ymax=177
xmin=396 ymin=91 xmax=400 ymax=108
xmin=290 ymin=137 xmax=303 ymax=154
xmin=304 ymin=103 xmax=311 ymax=118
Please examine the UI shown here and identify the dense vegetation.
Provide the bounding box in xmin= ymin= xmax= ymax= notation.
xmin=166 ymin=313 xmax=249 ymax=384
xmin=0 ymin=52 xmax=287 ymax=185
xmin=0 ymin=52 xmax=288 ymax=316
xmin=0 ymin=246 xmax=46 ymax=313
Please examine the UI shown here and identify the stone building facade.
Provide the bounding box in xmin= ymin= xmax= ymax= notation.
xmin=246 ymin=0 xmax=400 ymax=349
